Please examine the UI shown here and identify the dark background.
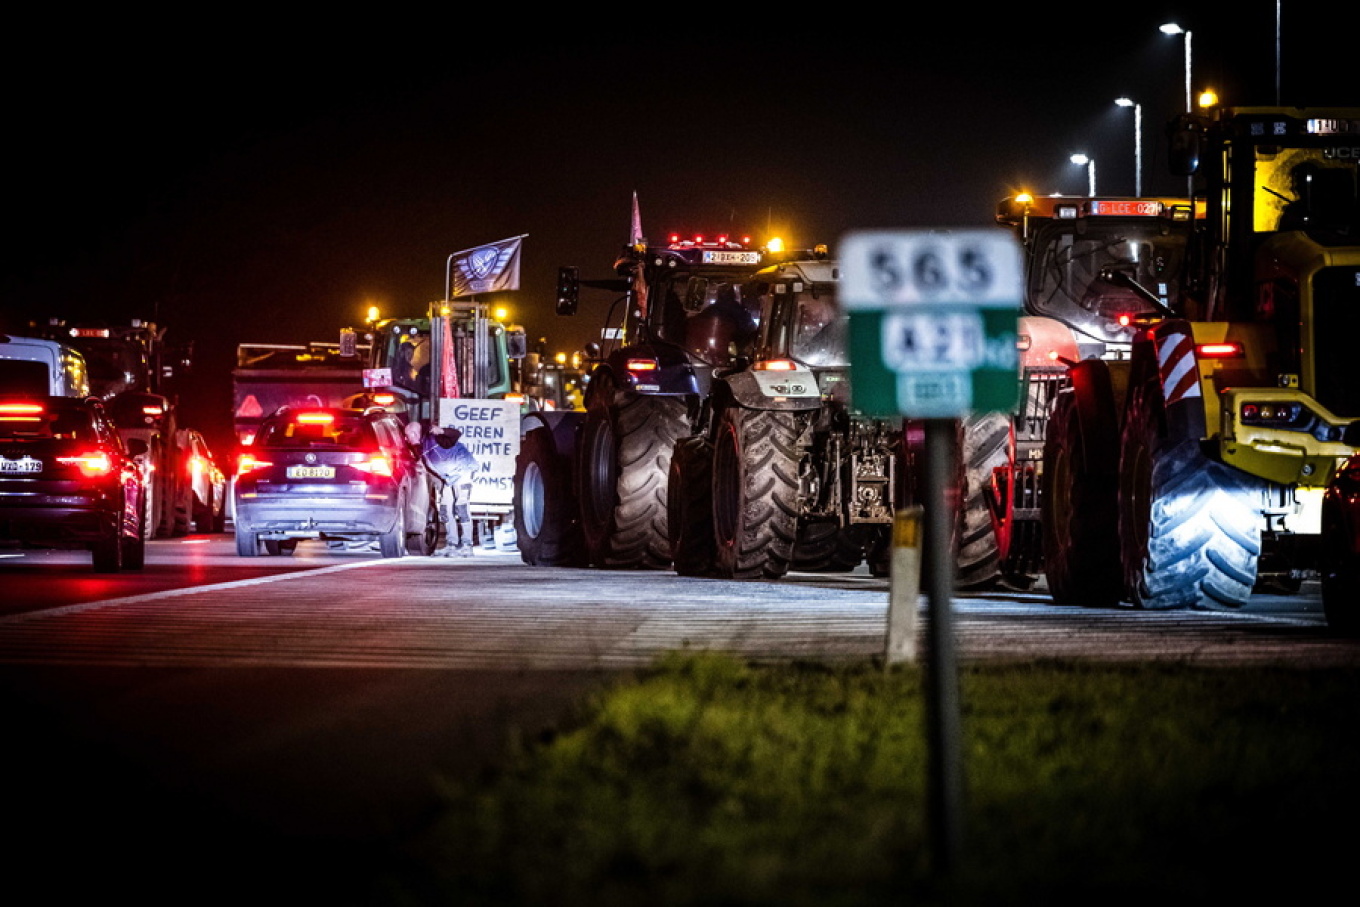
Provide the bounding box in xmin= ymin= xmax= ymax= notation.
xmin=2 ymin=5 xmax=1350 ymax=456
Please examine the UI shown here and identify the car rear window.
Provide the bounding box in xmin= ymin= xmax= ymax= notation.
xmin=256 ymin=414 xmax=379 ymax=449
xmin=0 ymin=403 xmax=97 ymax=440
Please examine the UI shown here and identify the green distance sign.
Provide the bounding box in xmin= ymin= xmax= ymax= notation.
xmin=840 ymin=230 xmax=1023 ymax=418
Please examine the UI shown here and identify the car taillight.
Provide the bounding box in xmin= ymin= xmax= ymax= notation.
xmin=352 ymin=454 xmax=394 ymax=477
xmin=58 ymin=452 xmax=113 ymax=477
xmin=237 ymin=453 xmax=273 ymax=474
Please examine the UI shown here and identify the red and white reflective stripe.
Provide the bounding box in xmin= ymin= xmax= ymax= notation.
xmin=1157 ymin=330 xmax=1201 ymax=405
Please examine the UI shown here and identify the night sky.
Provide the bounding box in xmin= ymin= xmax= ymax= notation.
xmin=2 ymin=5 xmax=1350 ymax=454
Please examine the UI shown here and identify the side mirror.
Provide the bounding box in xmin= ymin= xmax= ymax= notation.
xmin=505 ymin=328 xmax=527 ymax=360
xmin=127 ymin=438 xmax=149 ymax=458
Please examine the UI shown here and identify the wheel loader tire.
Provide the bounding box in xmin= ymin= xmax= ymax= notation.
xmin=956 ymin=412 xmax=1009 ymax=589
xmin=1041 ymin=390 xmax=1122 ymax=606
xmin=792 ymin=522 xmax=865 ymax=572
xmin=1118 ymin=380 xmax=1263 ymax=610
xmin=712 ymin=407 xmax=801 ymax=580
xmin=578 ymin=375 xmax=687 ymax=568
xmin=515 ymin=424 xmax=586 ymax=566
xmin=668 ymin=436 xmax=716 ymax=577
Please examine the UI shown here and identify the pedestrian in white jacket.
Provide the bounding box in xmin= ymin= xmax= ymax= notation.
xmin=421 ymin=426 xmax=479 ymax=556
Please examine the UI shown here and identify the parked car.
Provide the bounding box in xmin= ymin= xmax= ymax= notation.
xmin=232 ymin=406 xmax=437 ymax=557
xmin=0 ymin=395 xmax=146 ymax=571
xmin=183 ymin=429 xmax=227 ymax=533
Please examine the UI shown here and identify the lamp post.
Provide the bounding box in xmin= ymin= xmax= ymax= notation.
xmin=1070 ymin=154 xmax=1096 ymax=195
xmin=1159 ymin=22 xmax=1192 ymax=113
xmin=1115 ymin=98 xmax=1143 ymax=196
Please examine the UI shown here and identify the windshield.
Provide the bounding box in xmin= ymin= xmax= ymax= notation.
xmin=1026 ymin=218 xmax=1190 ymax=343
xmin=73 ymin=339 xmax=145 ymax=397
xmin=657 ymin=276 xmax=762 ymax=366
xmin=789 ymin=292 xmax=849 ymax=367
xmin=257 ymin=414 xmax=379 ymax=449
xmin=0 ymin=405 xmax=97 ymax=441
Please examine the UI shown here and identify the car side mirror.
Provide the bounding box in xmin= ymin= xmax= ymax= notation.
xmin=126 ymin=438 xmax=149 ymax=458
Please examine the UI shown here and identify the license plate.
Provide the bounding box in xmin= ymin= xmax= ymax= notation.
xmin=286 ymin=465 xmax=335 ymax=479
xmin=702 ymin=250 xmax=761 ymax=265
xmin=0 ymin=457 xmax=42 ymax=473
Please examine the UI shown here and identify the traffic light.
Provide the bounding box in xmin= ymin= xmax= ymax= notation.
xmin=556 ymin=266 xmax=580 ymax=316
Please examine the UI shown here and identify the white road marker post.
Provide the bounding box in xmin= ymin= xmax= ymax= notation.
xmin=886 ymin=504 xmax=923 ymax=665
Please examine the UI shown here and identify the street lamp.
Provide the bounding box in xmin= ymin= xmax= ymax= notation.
xmin=1115 ymin=98 xmax=1143 ymax=196
xmin=1070 ymin=154 xmax=1096 ymax=195
xmin=1159 ymin=22 xmax=1192 ymax=113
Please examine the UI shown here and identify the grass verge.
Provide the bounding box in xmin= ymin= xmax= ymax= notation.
xmin=375 ymin=653 xmax=1360 ymax=905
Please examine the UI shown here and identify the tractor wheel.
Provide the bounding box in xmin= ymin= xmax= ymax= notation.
xmin=955 ymin=412 xmax=1009 ymax=589
xmin=1041 ymin=390 xmax=1122 ymax=606
xmin=1118 ymin=380 xmax=1264 ymax=610
xmin=792 ymin=522 xmax=865 ymax=572
xmin=514 ymin=424 xmax=585 ymax=566
xmin=712 ymin=407 xmax=801 ymax=580
xmin=578 ymin=374 xmax=687 ymax=568
xmin=668 ymin=436 xmax=716 ymax=577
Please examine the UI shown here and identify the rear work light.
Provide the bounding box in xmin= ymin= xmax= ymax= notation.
xmin=57 ymin=452 xmax=113 ymax=477
xmin=754 ymin=359 xmax=798 ymax=371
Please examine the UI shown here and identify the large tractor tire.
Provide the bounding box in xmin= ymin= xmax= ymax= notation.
xmin=792 ymin=522 xmax=865 ymax=573
xmin=712 ymin=407 xmax=801 ymax=580
xmin=514 ymin=424 xmax=585 ymax=566
xmin=668 ymin=436 xmax=716 ymax=577
xmin=956 ymin=412 xmax=1009 ymax=589
xmin=1041 ymin=390 xmax=1122 ymax=606
xmin=1118 ymin=381 xmax=1264 ymax=610
xmin=578 ymin=375 xmax=688 ymax=569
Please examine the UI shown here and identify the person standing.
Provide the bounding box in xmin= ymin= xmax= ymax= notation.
xmin=421 ymin=425 xmax=479 ymax=557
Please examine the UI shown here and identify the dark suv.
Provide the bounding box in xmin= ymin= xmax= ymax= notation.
xmin=0 ymin=395 xmax=147 ymax=571
xmin=232 ymin=406 xmax=436 ymax=557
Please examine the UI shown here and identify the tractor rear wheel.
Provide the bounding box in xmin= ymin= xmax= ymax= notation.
xmin=712 ymin=407 xmax=801 ymax=580
xmin=1042 ymin=390 xmax=1122 ymax=606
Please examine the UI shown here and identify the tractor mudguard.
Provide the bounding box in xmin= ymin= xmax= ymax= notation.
xmin=720 ymin=368 xmax=822 ymax=413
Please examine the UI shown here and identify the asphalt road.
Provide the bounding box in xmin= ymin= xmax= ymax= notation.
xmin=2 ymin=536 xmax=1355 ymax=904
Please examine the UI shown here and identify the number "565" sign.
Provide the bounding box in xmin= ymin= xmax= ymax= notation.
xmin=840 ymin=230 xmax=1023 ymax=418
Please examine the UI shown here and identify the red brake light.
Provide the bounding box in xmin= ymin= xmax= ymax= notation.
xmin=295 ymin=412 xmax=335 ymax=424
xmin=1197 ymin=342 xmax=1243 ymax=359
xmin=0 ymin=402 xmax=44 ymax=421
xmin=626 ymin=358 xmax=657 ymax=372
xmin=370 ymin=392 xmax=396 ymax=406
xmin=58 ymin=452 xmax=113 ymax=477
